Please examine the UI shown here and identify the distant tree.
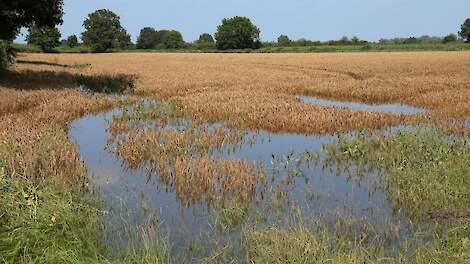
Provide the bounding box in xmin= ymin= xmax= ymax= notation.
xmin=116 ymin=30 xmax=132 ymax=49
xmin=351 ymin=35 xmax=361 ymax=44
xmin=443 ymin=34 xmax=458 ymax=44
xmin=404 ymin=37 xmax=418 ymax=44
xmin=459 ymin=18 xmax=470 ymax=43
xmin=193 ymin=33 xmax=215 ymax=50
xmin=296 ymin=38 xmax=309 ymax=46
xmin=339 ymin=36 xmax=350 ymax=45
xmin=0 ymin=0 xmax=64 ymax=41
xmin=161 ymin=30 xmax=184 ymax=49
xmin=81 ymin=9 xmax=131 ymax=52
xmin=67 ymin=35 xmax=78 ymax=47
xmin=277 ymin=35 xmax=291 ymax=46
xmin=26 ymin=25 xmax=61 ymax=52
xmin=137 ymin=27 xmax=157 ymax=49
xmin=155 ymin=30 xmax=170 ymax=45
xmin=215 ymin=16 xmax=261 ymax=50
xmin=197 ymin=33 xmax=214 ymax=43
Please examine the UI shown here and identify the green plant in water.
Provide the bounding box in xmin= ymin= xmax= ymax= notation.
xmin=330 ymin=126 xmax=470 ymax=219
xmin=213 ymin=199 xmax=249 ymax=231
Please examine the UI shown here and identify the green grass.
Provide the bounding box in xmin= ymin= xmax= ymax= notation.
xmin=53 ymin=45 xmax=93 ymax=53
xmin=325 ymin=126 xmax=470 ymax=219
xmin=243 ymin=219 xmax=469 ymax=264
xmin=0 ymin=169 xmax=172 ymax=264
xmin=11 ymin=43 xmax=42 ymax=53
xmin=0 ymin=174 xmax=106 ymax=263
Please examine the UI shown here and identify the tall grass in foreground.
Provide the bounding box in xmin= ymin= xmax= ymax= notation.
xmin=0 ymin=173 xmax=106 ymax=263
xmin=0 ymin=171 xmax=172 ymax=264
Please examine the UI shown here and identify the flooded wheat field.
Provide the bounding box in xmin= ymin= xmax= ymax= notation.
xmin=4 ymin=51 xmax=469 ymax=263
xmin=68 ymin=99 xmax=427 ymax=257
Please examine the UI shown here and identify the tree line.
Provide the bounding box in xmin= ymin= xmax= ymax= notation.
xmin=1 ymin=1 xmax=470 ymax=64
xmin=13 ymin=8 xmax=470 ymax=53
xmin=21 ymin=9 xmax=262 ymax=52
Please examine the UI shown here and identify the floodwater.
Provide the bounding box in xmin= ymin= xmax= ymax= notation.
xmin=298 ymin=95 xmax=426 ymax=115
xmin=69 ymin=101 xmax=413 ymax=257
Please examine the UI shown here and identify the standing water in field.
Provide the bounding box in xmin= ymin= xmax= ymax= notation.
xmin=69 ymin=100 xmax=413 ymax=257
xmin=298 ymin=95 xmax=426 ymax=115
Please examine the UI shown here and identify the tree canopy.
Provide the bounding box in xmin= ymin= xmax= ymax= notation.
xmin=197 ymin=33 xmax=214 ymax=43
xmin=137 ymin=27 xmax=157 ymax=49
xmin=215 ymin=16 xmax=261 ymax=50
xmin=136 ymin=28 xmax=184 ymax=49
xmin=26 ymin=25 xmax=61 ymax=52
xmin=161 ymin=30 xmax=184 ymax=49
xmin=0 ymin=0 xmax=64 ymax=41
xmin=459 ymin=18 xmax=470 ymax=43
xmin=277 ymin=35 xmax=291 ymax=46
xmin=443 ymin=34 xmax=458 ymax=44
xmin=67 ymin=35 xmax=79 ymax=48
xmin=81 ymin=9 xmax=131 ymax=52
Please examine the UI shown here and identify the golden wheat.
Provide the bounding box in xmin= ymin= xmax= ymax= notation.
xmin=15 ymin=52 xmax=470 ymax=134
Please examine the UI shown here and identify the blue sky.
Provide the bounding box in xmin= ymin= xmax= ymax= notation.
xmin=16 ymin=0 xmax=470 ymax=43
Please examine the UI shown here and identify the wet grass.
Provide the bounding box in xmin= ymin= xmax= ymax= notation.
xmin=242 ymin=219 xmax=469 ymax=263
xmin=324 ymin=127 xmax=470 ymax=220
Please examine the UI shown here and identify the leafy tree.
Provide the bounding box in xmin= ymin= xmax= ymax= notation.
xmin=339 ymin=36 xmax=350 ymax=45
xmin=443 ymin=34 xmax=458 ymax=44
xmin=197 ymin=33 xmax=214 ymax=43
xmin=215 ymin=16 xmax=261 ymax=50
xmin=67 ymin=35 xmax=78 ymax=48
xmin=0 ymin=0 xmax=63 ymax=70
xmin=459 ymin=18 xmax=470 ymax=43
xmin=81 ymin=9 xmax=131 ymax=52
xmin=0 ymin=0 xmax=64 ymax=41
xmin=116 ymin=31 xmax=132 ymax=49
xmin=137 ymin=27 xmax=157 ymax=49
xmin=26 ymin=25 xmax=61 ymax=52
xmin=193 ymin=33 xmax=215 ymax=50
xmin=351 ymin=35 xmax=361 ymax=44
xmin=155 ymin=30 xmax=170 ymax=45
xmin=161 ymin=30 xmax=184 ymax=49
xmin=277 ymin=35 xmax=291 ymax=46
